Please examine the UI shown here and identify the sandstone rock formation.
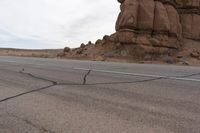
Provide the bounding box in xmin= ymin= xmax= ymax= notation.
xmin=60 ymin=0 xmax=200 ymax=65
xmin=114 ymin=0 xmax=199 ymax=51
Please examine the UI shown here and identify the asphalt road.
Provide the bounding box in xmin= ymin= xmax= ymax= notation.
xmin=0 ymin=56 xmax=200 ymax=133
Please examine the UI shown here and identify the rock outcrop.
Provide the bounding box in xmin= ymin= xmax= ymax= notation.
xmin=114 ymin=0 xmax=199 ymax=53
xmin=60 ymin=0 xmax=200 ymax=65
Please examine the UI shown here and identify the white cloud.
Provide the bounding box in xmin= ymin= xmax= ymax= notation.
xmin=0 ymin=0 xmax=119 ymax=49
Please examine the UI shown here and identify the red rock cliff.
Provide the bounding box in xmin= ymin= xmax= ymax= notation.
xmin=61 ymin=0 xmax=200 ymax=64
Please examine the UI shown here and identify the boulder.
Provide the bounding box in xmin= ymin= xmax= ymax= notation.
xmin=64 ymin=47 xmax=70 ymax=53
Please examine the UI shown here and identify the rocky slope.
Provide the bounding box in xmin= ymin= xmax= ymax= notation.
xmin=60 ymin=0 xmax=200 ymax=65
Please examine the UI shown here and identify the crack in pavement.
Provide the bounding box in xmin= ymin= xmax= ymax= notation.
xmin=0 ymin=68 xmax=162 ymax=103
xmin=0 ymin=84 xmax=55 ymax=103
xmin=84 ymin=77 xmax=163 ymax=85
xmin=74 ymin=67 xmax=200 ymax=82
xmin=4 ymin=110 xmax=56 ymax=133
xmin=19 ymin=68 xmax=57 ymax=85
xmin=83 ymin=69 xmax=91 ymax=85
xmin=0 ymin=67 xmax=200 ymax=103
xmin=176 ymin=72 xmax=200 ymax=78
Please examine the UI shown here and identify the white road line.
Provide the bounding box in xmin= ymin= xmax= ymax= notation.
xmin=74 ymin=67 xmax=200 ymax=82
xmin=1 ymin=60 xmax=200 ymax=82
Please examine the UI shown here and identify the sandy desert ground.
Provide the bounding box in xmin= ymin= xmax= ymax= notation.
xmin=0 ymin=48 xmax=62 ymax=58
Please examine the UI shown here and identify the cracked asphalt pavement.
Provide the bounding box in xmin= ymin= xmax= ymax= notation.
xmin=0 ymin=56 xmax=200 ymax=133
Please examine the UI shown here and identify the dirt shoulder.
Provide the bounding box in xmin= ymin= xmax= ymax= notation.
xmin=0 ymin=48 xmax=62 ymax=58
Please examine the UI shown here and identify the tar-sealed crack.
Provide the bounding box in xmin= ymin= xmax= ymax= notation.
xmin=19 ymin=68 xmax=57 ymax=85
xmin=0 ymin=84 xmax=55 ymax=103
xmin=176 ymin=72 xmax=200 ymax=78
xmin=0 ymin=68 xmax=161 ymax=103
xmin=0 ymin=67 xmax=200 ymax=103
xmin=83 ymin=69 xmax=91 ymax=85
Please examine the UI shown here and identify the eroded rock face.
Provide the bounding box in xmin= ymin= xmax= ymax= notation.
xmin=113 ymin=0 xmax=200 ymax=55
xmin=181 ymin=14 xmax=200 ymax=40
xmin=175 ymin=0 xmax=200 ymax=40
xmin=116 ymin=0 xmax=139 ymax=30
xmin=118 ymin=0 xmax=200 ymax=39
xmin=61 ymin=0 xmax=200 ymax=63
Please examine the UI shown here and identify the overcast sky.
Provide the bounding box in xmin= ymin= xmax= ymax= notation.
xmin=0 ymin=0 xmax=119 ymax=49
